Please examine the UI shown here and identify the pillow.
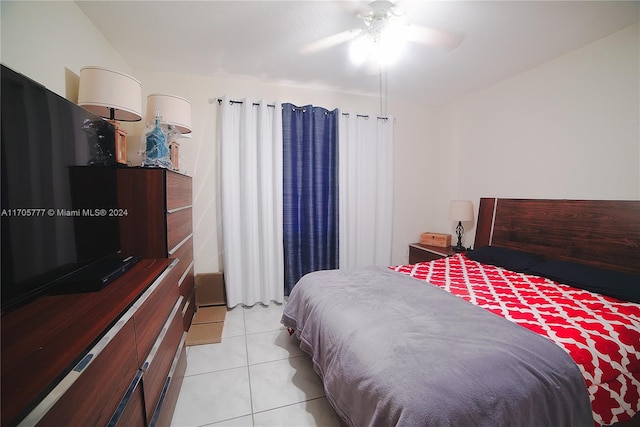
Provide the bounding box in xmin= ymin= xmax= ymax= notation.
xmin=465 ymin=245 xmax=545 ymax=273
xmin=526 ymin=260 xmax=640 ymax=304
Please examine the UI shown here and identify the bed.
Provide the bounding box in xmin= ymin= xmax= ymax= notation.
xmin=281 ymin=198 xmax=640 ymax=427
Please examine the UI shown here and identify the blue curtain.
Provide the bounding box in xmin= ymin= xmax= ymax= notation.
xmin=282 ymin=104 xmax=339 ymax=295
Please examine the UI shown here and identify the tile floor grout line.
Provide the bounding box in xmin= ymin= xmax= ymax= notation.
xmin=243 ymin=306 xmax=257 ymax=426
xmin=247 ymin=353 xmax=308 ymax=368
xmin=183 ymin=362 xmax=250 ymax=379
xmin=244 ymin=330 xmax=286 ymax=337
xmin=251 ymin=396 xmax=329 ymax=416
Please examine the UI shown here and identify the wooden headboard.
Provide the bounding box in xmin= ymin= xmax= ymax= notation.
xmin=473 ymin=198 xmax=640 ymax=275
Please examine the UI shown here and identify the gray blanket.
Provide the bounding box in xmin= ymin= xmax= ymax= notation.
xmin=281 ymin=266 xmax=593 ymax=427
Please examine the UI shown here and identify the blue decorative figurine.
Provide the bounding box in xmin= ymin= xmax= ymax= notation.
xmin=143 ymin=111 xmax=172 ymax=168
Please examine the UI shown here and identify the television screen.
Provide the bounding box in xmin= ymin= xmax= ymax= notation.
xmin=1 ymin=64 xmax=121 ymax=311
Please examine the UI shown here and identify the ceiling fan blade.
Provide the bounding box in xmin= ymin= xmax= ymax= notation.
xmin=340 ymin=0 xmax=374 ymax=18
xmin=405 ymin=25 xmax=464 ymax=51
xmin=299 ymin=29 xmax=361 ymax=55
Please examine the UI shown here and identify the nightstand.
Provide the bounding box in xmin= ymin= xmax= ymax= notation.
xmin=409 ymin=243 xmax=457 ymax=264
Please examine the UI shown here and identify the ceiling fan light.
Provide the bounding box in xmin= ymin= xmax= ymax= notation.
xmin=381 ymin=19 xmax=408 ymax=46
xmin=374 ymin=41 xmax=401 ymax=66
xmin=373 ymin=26 xmax=405 ymax=65
xmin=349 ymin=34 xmax=373 ymax=66
xmin=349 ymin=4 xmax=410 ymax=68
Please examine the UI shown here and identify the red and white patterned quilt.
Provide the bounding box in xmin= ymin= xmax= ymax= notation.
xmin=391 ymin=253 xmax=640 ymax=426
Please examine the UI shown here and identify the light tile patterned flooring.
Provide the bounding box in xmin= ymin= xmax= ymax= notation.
xmin=170 ymin=303 xmax=342 ymax=426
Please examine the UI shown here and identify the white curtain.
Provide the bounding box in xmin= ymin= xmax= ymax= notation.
xmin=339 ymin=113 xmax=394 ymax=269
xmin=218 ymin=97 xmax=284 ymax=307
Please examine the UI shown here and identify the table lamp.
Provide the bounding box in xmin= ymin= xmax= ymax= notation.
xmin=448 ymin=200 xmax=474 ymax=252
xmin=145 ymin=94 xmax=192 ymax=170
xmin=78 ymin=66 xmax=142 ymax=165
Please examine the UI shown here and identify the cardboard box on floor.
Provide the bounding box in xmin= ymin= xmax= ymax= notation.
xmin=186 ymin=272 xmax=227 ymax=346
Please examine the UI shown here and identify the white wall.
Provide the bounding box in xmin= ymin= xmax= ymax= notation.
xmin=433 ymin=23 xmax=640 ymax=249
xmin=386 ymin=99 xmax=441 ymax=263
xmin=1 ymin=1 xmax=131 ymax=100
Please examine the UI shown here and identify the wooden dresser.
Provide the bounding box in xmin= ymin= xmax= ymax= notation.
xmin=0 ymin=167 xmax=196 ymax=426
xmin=117 ymin=167 xmax=196 ymax=333
xmin=0 ymin=259 xmax=187 ymax=426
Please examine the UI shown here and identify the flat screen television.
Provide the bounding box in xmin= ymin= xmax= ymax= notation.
xmin=1 ymin=64 xmax=125 ymax=312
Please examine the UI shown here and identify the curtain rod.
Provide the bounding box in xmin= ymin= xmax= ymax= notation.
xmin=214 ymin=98 xmax=388 ymax=121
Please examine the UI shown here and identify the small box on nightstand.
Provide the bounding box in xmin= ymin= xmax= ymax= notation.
xmin=420 ymin=232 xmax=452 ymax=247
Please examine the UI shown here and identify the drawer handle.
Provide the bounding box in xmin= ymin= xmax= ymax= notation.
xmin=168 ymin=233 xmax=193 ymax=256
xmin=148 ymin=376 xmax=171 ymax=427
xmin=107 ymin=369 xmax=143 ymax=427
xmin=167 ymin=205 xmax=192 ymax=214
xmin=142 ymin=297 xmax=184 ymax=368
xmin=149 ymin=333 xmax=187 ymax=427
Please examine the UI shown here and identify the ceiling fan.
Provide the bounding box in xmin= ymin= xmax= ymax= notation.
xmin=299 ymin=0 xmax=464 ymax=65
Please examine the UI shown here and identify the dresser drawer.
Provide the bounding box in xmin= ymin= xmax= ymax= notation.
xmin=37 ymin=319 xmax=139 ymax=426
xmin=167 ymin=207 xmax=192 ymax=253
xmin=174 ymin=240 xmax=194 ymax=331
xmin=132 ymin=262 xmax=181 ymax=361
xmin=141 ymin=297 xmax=185 ymax=422
xmin=115 ymin=380 xmax=145 ymax=426
xmin=169 ymin=235 xmax=193 ymax=284
xmin=151 ymin=335 xmax=187 ymax=427
xmin=179 ymin=264 xmax=195 ymax=298
xmin=408 ymin=244 xmax=454 ymax=264
xmin=166 ymin=171 xmax=192 ymax=211
xmin=182 ymin=288 xmax=196 ymax=331
xmin=409 ymin=247 xmax=442 ymax=263
xmin=117 ymin=168 xmax=166 ymax=259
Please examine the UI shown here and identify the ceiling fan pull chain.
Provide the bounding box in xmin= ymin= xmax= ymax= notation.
xmin=379 ymin=66 xmax=382 ymax=116
xmin=384 ymin=67 xmax=388 ymax=117
xmin=379 ymin=65 xmax=388 ymax=117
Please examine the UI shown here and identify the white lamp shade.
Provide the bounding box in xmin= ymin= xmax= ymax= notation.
xmin=448 ymin=200 xmax=474 ymax=222
xmin=78 ymin=66 xmax=142 ymax=122
xmin=146 ymin=93 xmax=192 ymax=134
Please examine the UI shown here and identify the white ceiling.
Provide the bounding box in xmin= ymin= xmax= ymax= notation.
xmin=76 ymin=0 xmax=639 ymax=106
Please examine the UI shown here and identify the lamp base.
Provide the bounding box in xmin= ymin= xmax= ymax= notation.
xmin=111 ymin=120 xmax=127 ymax=165
xmin=169 ymin=141 xmax=180 ymax=171
xmin=454 ymin=221 xmax=466 ymax=252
